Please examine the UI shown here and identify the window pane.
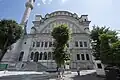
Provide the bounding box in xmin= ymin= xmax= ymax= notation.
xmin=86 ymin=54 xmax=89 ymax=60
xmin=79 ymin=41 xmax=83 ymax=47
xmin=84 ymin=42 xmax=87 ymax=47
xmin=44 ymin=52 xmax=47 ymax=60
xmin=41 ymin=42 xmax=44 ymax=47
xmin=52 ymin=52 xmax=55 ymax=60
xmin=39 ymin=52 xmax=42 ymax=60
xmin=97 ymin=63 xmax=102 ymax=69
xmin=19 ymin=52 xmax=24 ymax=61
xmin=48 ymin=52 xmax=51 ymax=60
xmin=77 ymin=54 xmax=80 ymax=60
xmin=45 ymin=42 xmax=48 ymax=47
xmin=30 ymin=52 xmax=34 ymax=60
xmin=36 ymin=42 xmax=40 ymax=47
xmin=75 ymin=41 xmax=78 ymax=47
xmin=34 ymin=52 xmax=39 ymax=62
xmin=49 ymin=42 xmax=52 ymax=47
xmin=81 ymin=54 xmax=85 ymax=60
xmin=33 ymin=42 xmax=35 ymax=47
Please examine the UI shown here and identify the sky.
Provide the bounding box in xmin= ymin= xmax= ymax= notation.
xmin=0 ymin=0 xmax=120 ymax=33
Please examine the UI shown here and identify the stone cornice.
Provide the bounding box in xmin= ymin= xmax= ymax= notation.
xmin=33 ymin=11 xmax=91 ymax=25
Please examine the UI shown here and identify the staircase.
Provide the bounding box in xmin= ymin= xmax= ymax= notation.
xmin=37 ymin=62 xmax=48 ymax=72
xmin=21 ymin=62 xmax=37 ymax=71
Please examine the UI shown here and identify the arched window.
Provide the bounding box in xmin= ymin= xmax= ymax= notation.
xmin=34 ymin=52 xmax=39 ymax=62
xmin=19 ymin=52 xmax=24 ymax=61
xmin=39 ymin=52 xmax=43 ymax=60
xmin=44 ymin=52 xmax=47 ymax=60
xmin=48 ymin=52 xmax=51 ymax=60
xmin=30 ymin=52 xmax=34 ymax=60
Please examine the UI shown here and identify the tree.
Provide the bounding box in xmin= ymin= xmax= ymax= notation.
xmin=0 ymin=19 xmax=22 ymax=61
xmin=51 ymin=24 xmax=71 ymax=68
xmin=111 ymin=41 xmax=120 ymax=66
xmin=90 ymin=26 xmax=118 ymax=60
xmin=99 ymin=34 xmax=113 ymax=64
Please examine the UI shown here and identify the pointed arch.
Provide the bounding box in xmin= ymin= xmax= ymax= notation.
xmin=40 ymin=19 xmax=85 ymax=34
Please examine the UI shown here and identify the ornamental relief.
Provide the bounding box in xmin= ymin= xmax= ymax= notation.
xmin=40 ymin=20 xmax=83 ymax=34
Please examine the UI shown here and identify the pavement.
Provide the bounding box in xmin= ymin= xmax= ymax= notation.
xmin=0 ymin=70 xmax=105 ymax=80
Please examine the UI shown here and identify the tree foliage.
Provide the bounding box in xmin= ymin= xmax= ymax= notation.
xmin=111 ymin=41 xmax=120 ymax=66
xmin=0 ymin=19 xmax=22 ymax=61
xmin=99 ymin=34 xmax=113 ymax=64
xmin=90 ymin=26 xmax=118 ymax=60
xmin=51 ymin=24 xmax=71 ymax=67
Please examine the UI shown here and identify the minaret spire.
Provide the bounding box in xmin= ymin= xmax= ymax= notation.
xmin=21 ymin=0 xmax=35 ymax=34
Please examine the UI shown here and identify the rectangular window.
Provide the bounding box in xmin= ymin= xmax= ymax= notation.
xmin=77 ymin=54 xmax=80 ymax=60
xmin=49 ymin=41 xmax=52 ymax=47
xmin=75 ymin=41 xmax=79 ymax=47
xmin=79 ymin=41 xmax=83 ymax=47
xmin=45 ymin=42 xmax=48 ymax=47
xmin=36 ymin=42 xmax=40 ymax=47
xmin=84 ymin=42 xmax=87 ymax=47
xmin=52 ymin=52 xmax=55 ymax=60
xmin=33 ymin=42 xmax=35 ymax=47
xmin=86 ymin=54 xmax=90 ymax=60
xmin=41 ymin=42 xmax=44 ymax=47
xmin=81 ymin=54 xmax=85 ymax=60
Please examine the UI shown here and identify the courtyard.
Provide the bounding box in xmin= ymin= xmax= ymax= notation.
xmin=0 ymin=70 xmax=105 ymax=80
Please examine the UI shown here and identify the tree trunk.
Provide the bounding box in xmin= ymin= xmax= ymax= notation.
xmin=0 ymin=39 xmax=9 ymax=62
xmin=0 ymin=49 xmax=7 ymax=61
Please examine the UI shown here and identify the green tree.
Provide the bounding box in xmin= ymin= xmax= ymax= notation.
xmin=111 ymin=41 xmax=120 ymax=66
xmin=90 ymin=26 xmax=118 ymax=60
xmin=51 ymin=24 xmax=71 ymax=68
xmin=0 ymin=19 xmax=22 ymax=61
xmin=99 ymin=34 xmax=113 ymax=64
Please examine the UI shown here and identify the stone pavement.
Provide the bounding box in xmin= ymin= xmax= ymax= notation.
xmin=0 ymin=70 xmax=105 ymax=80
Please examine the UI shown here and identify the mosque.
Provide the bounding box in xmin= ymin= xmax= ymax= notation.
xmin=1 ymin=0 xmax=94 ymax=71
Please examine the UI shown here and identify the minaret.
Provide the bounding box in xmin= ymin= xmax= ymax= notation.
xmin=21 ymin=0 xmax=35 ymax=34
xmin=1 ymin=0 xmax=36 ymax=62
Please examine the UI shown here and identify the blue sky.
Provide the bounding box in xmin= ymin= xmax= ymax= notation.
xmin=0 ymin=0 xmax=120 ymax=33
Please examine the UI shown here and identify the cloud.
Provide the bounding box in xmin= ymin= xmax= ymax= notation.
xmin=61 ymin=0 xmax=68 ymax=3
xmin=41 ymin=0 xmax=53 ymax=4
xmin=48 ymin=0 xmax=53 ymax=4
xmin=42 ymin=0 xmax=46 ymax=4
xmin=37 ymin=3 xmax=40 ymax=6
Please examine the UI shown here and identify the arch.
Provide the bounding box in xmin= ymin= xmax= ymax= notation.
xmin=33 ymin=52 xmax=39 ymax=62
xmin=39 ymin=52 xmax=43 ymax=60
xmin=48 ymin=52 xmax=52 ymax=60
xmin=40 ymin=19 xmax=85 ymax=34
xmin=19 ymin=51 xmax=24 ymax=61
xmin=44 ymin=52 xmax=47 ymax=60
xmin=30 ymin=52 xmax=34 ymax=60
